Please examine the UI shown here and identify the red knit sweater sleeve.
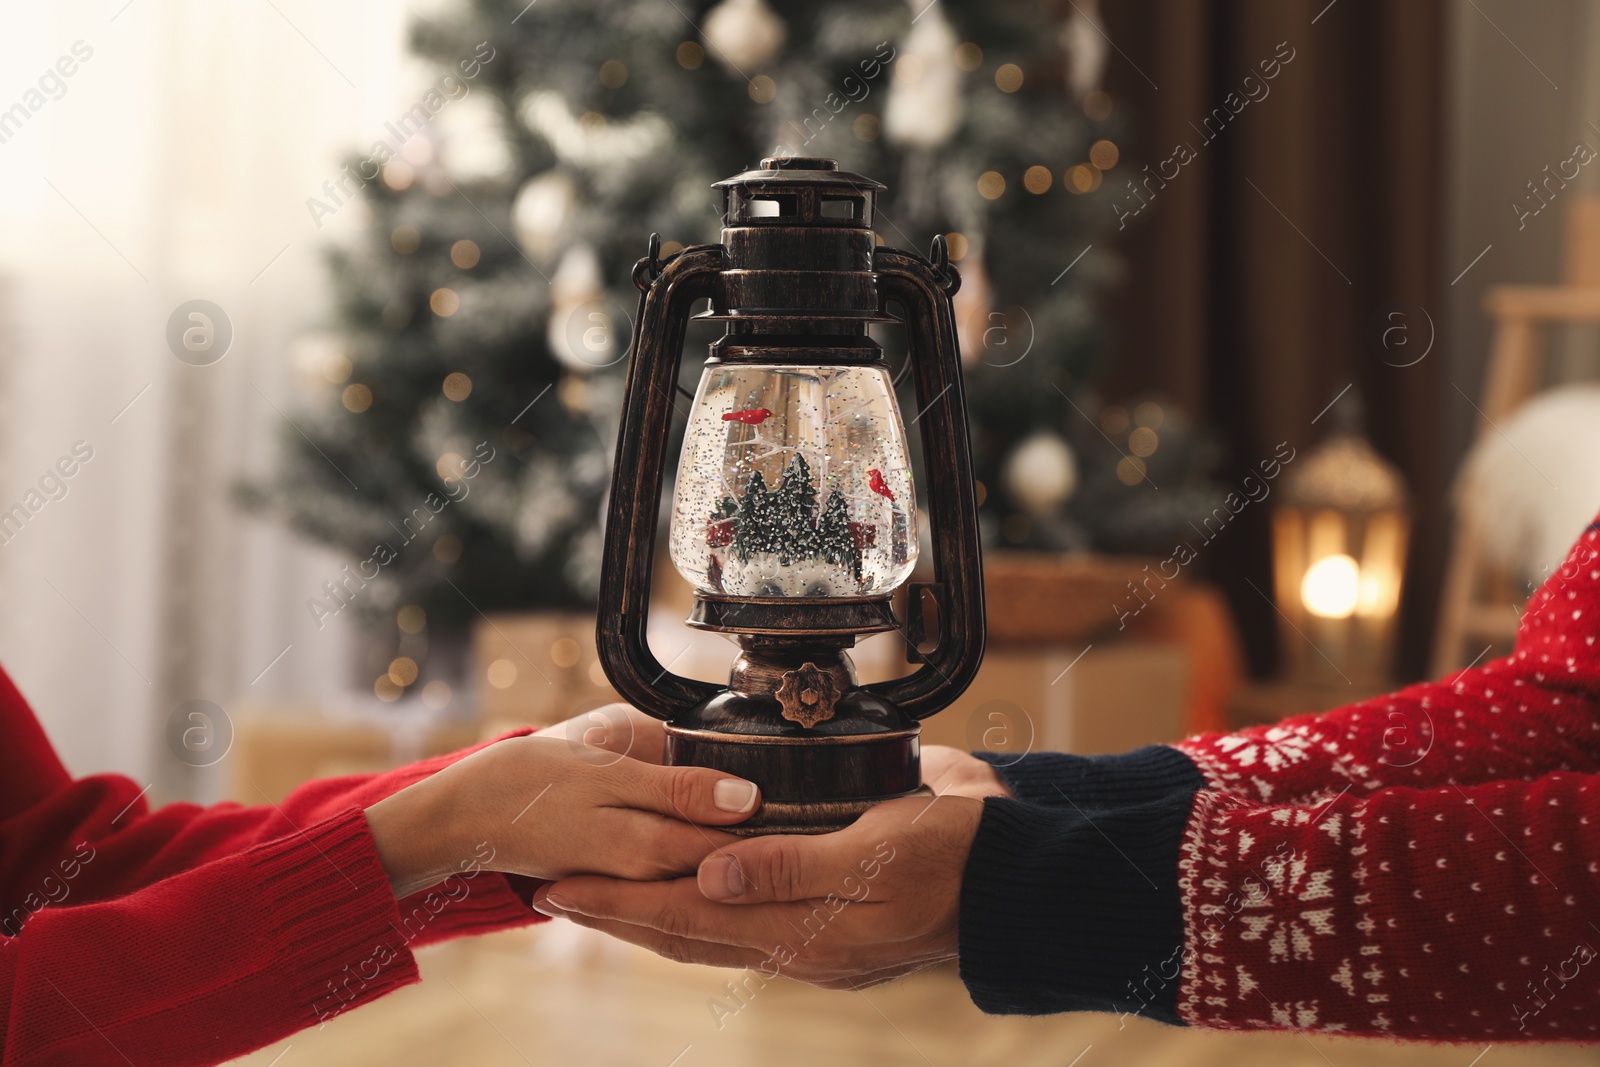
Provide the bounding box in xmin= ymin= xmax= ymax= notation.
xmin=962 ymin=516 xmax=1600 ymax=1037
xmin=1173 ymin=517 xmax=1600 ymax=804
xmin=1169 ymin=520 xmax=1600 ymax=1038
xmin=0 ymin=674 xmax=544 ymax=1066
xmin=2 ymin=807 xmax=422 ymax=1065
xmin=1177 ymin=771 xmax=1600 ymax=1038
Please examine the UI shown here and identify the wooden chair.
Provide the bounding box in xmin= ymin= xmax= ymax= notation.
xmin=1432 ymin=198 xmax=1600 ymax=675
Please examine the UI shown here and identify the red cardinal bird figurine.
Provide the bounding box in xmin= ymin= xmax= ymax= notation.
xmin=722 ymin=407 xmax=772 ymax=425
xmin=867 ymin=468 xmax=895 ymax=503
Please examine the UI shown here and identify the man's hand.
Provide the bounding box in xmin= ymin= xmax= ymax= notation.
xmin=532 ymin=788 xmax=988 ymax=989
xmin=921 ymin=744 xmax=1012 ymax=801
xmin=365 ymin=705 xmax=759 ymax=897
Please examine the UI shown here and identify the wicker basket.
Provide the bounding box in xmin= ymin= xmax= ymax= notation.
xmin=982 ymin=552 xmax=1170 ymax=645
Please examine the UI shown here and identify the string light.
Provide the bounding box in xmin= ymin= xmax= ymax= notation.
xmin=382 ymin=161 xmax=414 ymax=190
xmin=402 ymin=138 xmax=432 ymax=166
xmin=430 ymin=288 xmax=460 ymax=317
xmin=995 ymin=63 xmax=1024 ymax=93
xmin=1065 ymin=164 xmax=1101 ymax=193
xmin=486 ymin=659 xmax=518 ymax=689
xmin=748 ymin=75 xmax=776 ymax=103
xmin=1023 ymin=166 xmax=1053 ymax=194
xmin=977 ymin=171 xmax=1006 ymax=199
xmin=676 ymin=41 xmax=704 ymax=69
xmin=1089 ymin=139 xmax=1120 ymax=170
xmin=1133 ymin=401 xmax=1165 ymax=429
xmin=391 ymin=226 xmax=420 ymax=254
xmin=450 ymin=239 xmax=480 ymax=269
xmin=559 ymin=375 xmax=591 ymax=413
xmin=388 ymin=657 xmax=419 ymax=687
xmin=599 ymin=59 xmax=628 ymax=88
xmin=323 ymin=353 xmax=353 ymax=384
xmin=442 ymin=372 xmax=472 ymax=401
xmin=955 ymin=42 xmax=983 ymax=71
xmin=342 ymin=384 xmax=373 ymax=413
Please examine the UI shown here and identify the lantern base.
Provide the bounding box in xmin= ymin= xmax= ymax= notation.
xmin=659 ymin=629 xmax=926 ymax=834
xmin=663 ymin=723 xmax=925 ymax=835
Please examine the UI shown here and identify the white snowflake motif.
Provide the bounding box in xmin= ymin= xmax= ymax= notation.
xmin=1210 ymin=724 xmax=1319 ymax=776
xmin=1236 ymin=969 xmax=1335 ymax=1029
xmin=1237 ymin=848 xmax=1337 ymax=963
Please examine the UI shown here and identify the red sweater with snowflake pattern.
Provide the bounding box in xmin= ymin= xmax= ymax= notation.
xmin=960 ymin=513 xmax=1600 ymax=1041
xmin=0 ymin=687 xmax=546 ymax=1067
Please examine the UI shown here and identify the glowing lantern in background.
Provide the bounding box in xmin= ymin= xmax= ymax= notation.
xmin=1272 ymin=429 xmax=1410 ymax=689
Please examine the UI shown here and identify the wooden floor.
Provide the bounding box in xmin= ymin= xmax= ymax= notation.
xmin=227 ymin=924 xmax=1599 ymax=1067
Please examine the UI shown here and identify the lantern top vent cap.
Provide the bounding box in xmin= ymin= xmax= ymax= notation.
xmin=713 ymin=156 xmax=886 ymax=191
xmin=1282 ymin=431 xmax=1408 ymax=512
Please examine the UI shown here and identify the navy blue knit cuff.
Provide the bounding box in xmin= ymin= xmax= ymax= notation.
xmin=975 ymin=745 xmax=1203 ymax=811
xmin=958 ymin=792 xmax=1196 ymax=1020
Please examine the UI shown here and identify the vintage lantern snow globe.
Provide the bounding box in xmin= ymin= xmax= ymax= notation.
xmin=597 ymin=157 xmax=985 ymax=833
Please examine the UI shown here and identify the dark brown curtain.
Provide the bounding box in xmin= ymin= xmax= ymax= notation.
xmin=1098 ymin=0 xmax=1448 ymax=679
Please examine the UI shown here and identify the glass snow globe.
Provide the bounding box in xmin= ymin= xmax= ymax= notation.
xmin=669 ymin=362 xmax=917 ymax=599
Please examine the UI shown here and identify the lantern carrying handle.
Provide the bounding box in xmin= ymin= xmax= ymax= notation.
xmin=865 ymin=246 xmax=986 ymax=719
xmin=926 ymin=234 xmax=961 ymax=295
xmin=598 ymin=242 xmax=728 ymax=720
xmin=632 ymin=233 xmax=666 ymax=290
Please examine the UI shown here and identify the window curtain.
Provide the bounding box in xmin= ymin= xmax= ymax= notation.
xmin=1097 ymin=0 xmax=1447 ymax=679
xmin=0 ymin=1 xmax=424 ymax=796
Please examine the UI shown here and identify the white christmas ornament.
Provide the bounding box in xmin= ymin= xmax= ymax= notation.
xmin=436 ymin=95 xmax=515 ymax=182
xmin=883 ymin=1 xmax=962 ymax=149
xmin=952 ymin=251 xmax=993 ymax=366
xmin=546 ymin=244 xmax=619 ymax=372
xmin=1456 ymin=383 xmax=1600 ymax=581
xmin=1003 ymin=432 xmax=1078 ymax=517
xmin=519 ymin=92 xmax=671 ymax=170
xmin=512 ymin=171 xmax=577 ymax=263
xmin=1062 ymin=0 xmax=1109 ymax=99
xmin=702 ymin=0 xmax=787 ymax=73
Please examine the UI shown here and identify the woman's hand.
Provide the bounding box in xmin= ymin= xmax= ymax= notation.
xmin=532 ymin=701 xmax=671 ymax=761
xmin=365 ymin=705 xmax=759 ymax=897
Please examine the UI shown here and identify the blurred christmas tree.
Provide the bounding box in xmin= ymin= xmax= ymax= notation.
xmin=246 ymin=0 xmax=1223 ymax=652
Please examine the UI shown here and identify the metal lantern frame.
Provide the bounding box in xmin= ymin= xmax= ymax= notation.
xmin=1271 ymin=432 xmax=1410 ymax=689
xmin=595 ymin=157 xmax=986 ymax=833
